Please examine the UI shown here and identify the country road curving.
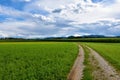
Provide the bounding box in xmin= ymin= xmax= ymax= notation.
xmin=67 ymin=45 xmax=120 ymax=80
xmin=87 ymin=46 xmax=120 ymax=80
xmin=67 ymin=45 xmax=85 ymax=80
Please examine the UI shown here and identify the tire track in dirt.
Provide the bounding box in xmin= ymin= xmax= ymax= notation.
xmin=87 ymin=46 xmax=120 ymax=80
xmin=67 ymin=45 xmax=84 ymax=80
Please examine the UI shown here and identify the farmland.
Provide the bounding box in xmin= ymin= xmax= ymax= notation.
xmin=85 ymin=43 xmax=120 ymax=71
xmin=0 ymin=40 xmax=120 ymax=80
xmin=0 ymin=42 xmax=78 ymax=80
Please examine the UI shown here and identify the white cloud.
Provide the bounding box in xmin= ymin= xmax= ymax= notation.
xmin=0 ymin=31 xmax=9 ymax=38
xmin=24 ymin=0 xmax=31 ymax=2
xmin=32 ymin=14 xmax=55 ymax=22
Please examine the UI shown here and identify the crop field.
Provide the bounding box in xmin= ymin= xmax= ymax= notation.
xmin=0 ymin=42 xmax=78 ymax=80
xmin=85 ymin=43 xmax=120 ymax=70
xmin=0 ymin=41 xmax=120 ymax=80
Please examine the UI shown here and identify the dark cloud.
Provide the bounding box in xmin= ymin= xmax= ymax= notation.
xmin=78 ymin=20 xmax=120 ymax=36
xmin=52 ymin=9 xmax=62 ymax=13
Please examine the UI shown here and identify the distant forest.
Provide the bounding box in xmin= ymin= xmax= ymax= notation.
xmin=0 ymin=35 xmax=120 ymax=43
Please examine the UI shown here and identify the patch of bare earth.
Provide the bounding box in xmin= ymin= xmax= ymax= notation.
xmin=87 ymin=46 xmax=120 ymax=80
xmin=67 ymin=45 xmax=84 ymax=80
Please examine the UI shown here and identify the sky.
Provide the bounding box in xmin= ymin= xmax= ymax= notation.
xmin=0 ymin=0 xmax=120 ymax=38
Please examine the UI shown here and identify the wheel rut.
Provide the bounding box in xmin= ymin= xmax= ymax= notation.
xmin=67 ymin=45 xmax=120 ymax=80
xmin=87 ymin=46 xmax=120 ymax=80
xmin=67 ymin=45 xmax=85 ymax=80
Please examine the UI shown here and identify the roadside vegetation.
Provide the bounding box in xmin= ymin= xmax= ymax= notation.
xmin=0 ymin=42 xmax=78 ymax=80
xmin=81 ymin=44 xmax=93 ymax=80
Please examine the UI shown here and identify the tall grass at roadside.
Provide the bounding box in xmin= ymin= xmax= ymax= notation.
xmin=80 ymin=44 xmax=93 ymax=80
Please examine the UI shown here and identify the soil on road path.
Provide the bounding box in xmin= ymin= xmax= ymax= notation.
xmin=67 ymin=45 xmax=85 ymax=80
xmin=87 ymin=46 xmax=120 ymax=80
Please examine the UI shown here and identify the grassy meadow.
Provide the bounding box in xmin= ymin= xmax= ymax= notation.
xmin=0 ymin=42 xmax=78 ymax=80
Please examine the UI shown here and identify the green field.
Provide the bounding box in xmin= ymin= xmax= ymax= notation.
xmin=85 ymin=43 xmax=120 ymax=70
xmin=1 ymin=41 xmax=120 ymax=80
xmin=0 ymin=42 xmax=78 ymax=80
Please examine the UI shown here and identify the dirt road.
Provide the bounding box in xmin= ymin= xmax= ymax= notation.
xmin=67 ymin=45 xmax=84 ymax=80
xmin=87 ymin=46 xmax=120 ymax=80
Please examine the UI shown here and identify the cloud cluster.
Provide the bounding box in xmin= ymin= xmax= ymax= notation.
xmin=0 ymin=0 xmax=120 ymax=38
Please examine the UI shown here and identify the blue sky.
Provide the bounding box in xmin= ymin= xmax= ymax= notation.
xmin=0 ymin=0 xmax=120 ymax=38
